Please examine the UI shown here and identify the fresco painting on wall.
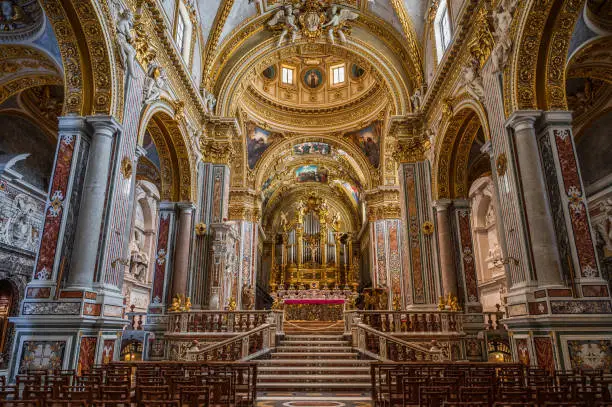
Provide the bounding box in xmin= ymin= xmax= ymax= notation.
xmin=332 ymin=179 xmax=359 ymax=204
xmin=293 ymin=142 xmax=330 ymax=155
xmin=19 ymin=340 xmax=66 ymax=373
xmin=346 ymin=123 xmax=381 ymax=168
xmin=295 ymin=165 xmax=328 ymax=183
xmin=247 ymin=124 xmax=282 ymax=169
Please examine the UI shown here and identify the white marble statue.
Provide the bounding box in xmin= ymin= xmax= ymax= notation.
xmin=322 ymin=5 xmax=358 ymax=44
xmin=204 ymin=91 xmax=216 ymax=114
xmin=279 ymin=211 xmax=288 ymax=227
xmin=143 ymin=62 xmax=167 ymax=105
xmin=116 ymin=8 xmax=137 ymax=78
xmin=462 ymin=58 xmax=485 ymax=101
xmin=411 ymin=87 xmax=424 ymax=111
xmin=268 ymin=4 xmax=300 ymax=47
xmin=491 ymin=2 xmax=514 ymax=74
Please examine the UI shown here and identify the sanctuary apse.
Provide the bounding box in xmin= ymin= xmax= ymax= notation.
xmin=0 ymin=0 xmax=611 ymax=402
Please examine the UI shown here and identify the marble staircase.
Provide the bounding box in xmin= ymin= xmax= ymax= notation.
xmin=257 ymin=321 xmax=372 ymax=400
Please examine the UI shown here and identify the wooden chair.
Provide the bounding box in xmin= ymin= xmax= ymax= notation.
xmin=0 ymin=402 xmax=41 ymax=407
xmin=179 ymin=386 xmax=210 ymax=407
xmin=58 ymin=386 xmax=93 ymax=402
xmin=43 ymin=401 xmax=88 ymax=407
xmin=401 ymin=377 xmax=427 ymax=406
xmin=137 ymin=402 xmax=179 ymax=407
xmin=136 ymin=385 xmax=170 ymax=402
xmin=460 ymin=386 xmax=492 ymax=403
xmin=99 ymin=385 xmax=130 ymax=401
xmin=442 ymin=403 xmax=487 ymax=407
xmin=136 ymin=377 xmax=164 ymax=387
xmin=420 ymin=386 xmax=451 ymax=407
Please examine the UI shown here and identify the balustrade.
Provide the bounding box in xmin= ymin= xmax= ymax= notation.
xmin=345 ymin=310 xmax=463 ymax=335
xmin=167 ymin=311 xmax=271 ymax=333
xmin=126 ymin=306 xmax=146 ymax=330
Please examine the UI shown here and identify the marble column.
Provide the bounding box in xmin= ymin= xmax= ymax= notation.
xmin=433 ymin=199 xmax=457 ymax=296
xmin=171 ymin=203 xmax=195 ymax=297
xmin=67 ymin=116 xmax=121 ymax=290
xmin=507 ymin=112 xmax=562 ymax=286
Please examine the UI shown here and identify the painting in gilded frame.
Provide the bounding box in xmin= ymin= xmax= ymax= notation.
xmin=346 ymin=123 xmax=381 ymax=168
xmin=246 ymin=123 xmax=282 ymax=169
xmin=303 ymin=68 xmax=324 ymax=89
xmin=295 ymin=165 xmax=328 ymax=183
xmin=293 ymin=142 xmax=330 ymax=156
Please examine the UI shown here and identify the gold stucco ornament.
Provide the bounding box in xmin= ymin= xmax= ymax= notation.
xmin=194 ymin=223 xmax=207 ymax=236
xmin=422 ymin=221 xmax=434 ymax=235
xmin=496 ymin=153 xmax=508 ymax=177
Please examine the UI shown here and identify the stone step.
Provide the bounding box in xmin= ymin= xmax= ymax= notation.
xmin=282 ymin=334 xmax=346 ymax=341
xmin=275 ymin=346 xmax=353 ymax=352
xmin=257 ymin=374 xmax=371 ymax=383
xmin=258 ymin=366 xmax=370 ymax=374
xmin=258 ymin=358 xmax=371 ymax=366
xmin=280 ymin=339 xmax=349 ymax=346
xmin=271 ymin=352 xmax=360 ymax=359
xmin=256 ymin=382 xmax=372 ymax=391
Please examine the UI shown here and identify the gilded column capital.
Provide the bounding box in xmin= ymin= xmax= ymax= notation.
xmin=365 ymin=187 xmax=402 ymax=221
xmin=388 ymin=116 xmax=430 ymax=163
xmin=200 ymin=116 xmax=241 ymax=165
xmin=228 ymin=189 xmax=260 ymax=223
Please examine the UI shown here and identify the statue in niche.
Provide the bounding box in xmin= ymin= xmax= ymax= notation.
xmin=241 ymin=284 xmax=255 ymax=310
xmin=595 ymin=199 xmax=612 ymax=258
xmin=222 ymin=239 xmax=238 ymax=308
xmin=116 ymin=7 xmax=137 ymax=78
xmin=129 ymin=231 xmax=149 ymax=282
xmin=322 ymin=5 xmax=358 ymax=44
xmin=143 ymin=62 xmax=167 ymax=105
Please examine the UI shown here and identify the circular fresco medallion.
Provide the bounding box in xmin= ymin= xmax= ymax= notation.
xmin=351 ymin=64 xmax=366 ymax=80
xmin=302 ymin=67 xmax=324 ymax=90
xmin=262 ymin=65 xmax=277 ymax=80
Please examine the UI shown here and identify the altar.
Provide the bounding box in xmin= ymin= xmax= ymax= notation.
xmin=275 ymin=288 xmax=356 ymax=321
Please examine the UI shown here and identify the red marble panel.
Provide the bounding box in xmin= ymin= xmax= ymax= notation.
xmin=534 ymin=290 xmax=547 ymax=299
xmin=582 ymin=285 xmax=609 ymax=297
xmin=547 ymin=288 xmax=573 ymax=297
xmin=534 ymin=337 xmax=555 ymax=374
xmin=388 ymin=220 xmax=401 ymax=307
xmin=375 ymin=221 xmax=387 ymax=287
xmin=152 ymin=213 xmax=171 ymax=304
xmin=457 ymin=210 xmax=478 ymax=303
xmin=528 ymin=301 xmax=548 ymax=315
xmin=84 ymin=292 xmax=97 ymax=300
xmin=554 ymin=129 xmax=598 ymax=278
xmin=35 ymin=135 xmax=75 ymax=280
xmin=404 ymin=165 xmax=424 ymax=303
xmin=26 ymin=287 xmax=51 ymax=299
xmin=60 ymin=291 xmax=83 ymax=299
xmin=77 ymin=337 xmax=97 ymax=375
xmin=83 ymin=303 xmax=101 ymax=316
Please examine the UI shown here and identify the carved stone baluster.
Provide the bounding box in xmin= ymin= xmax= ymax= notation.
xmin=137 ymin=315 xmax=143 ymax=330
xmin=487 ymin=313 xmax=494 ymax=330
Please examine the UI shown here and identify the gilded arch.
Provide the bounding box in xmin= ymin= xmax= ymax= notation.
xmin=511 ymin=0 xmax=586 ymax=112
xmin=39 ymin=0 xmax=118 ymax=117
xmin=138 ymin=103 xmax=195 ymax=202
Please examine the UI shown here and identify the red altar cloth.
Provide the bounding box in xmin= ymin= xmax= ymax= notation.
xmin=283 ymin=299 xmax=345 ymax=305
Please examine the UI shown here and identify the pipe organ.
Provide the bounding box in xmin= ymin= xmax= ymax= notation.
xmin=269 ymin=194 xmax=359 ymax=292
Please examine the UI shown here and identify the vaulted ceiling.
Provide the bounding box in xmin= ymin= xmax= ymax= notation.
xmin=197 ymin=0 xmax=430 ymax=73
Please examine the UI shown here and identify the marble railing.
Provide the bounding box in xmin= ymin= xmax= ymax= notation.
xmin=167 ymin=310 xmax=273 ymax=333
xmin=344 ymin=310 xmax=463 ymax=335
xmin=126 ymin=307 xmax=146 ymax=330
xmin=355 ymin=324 xmax=450 ymax=362
xmin=182 ymin=322 xmax=277 ymax=362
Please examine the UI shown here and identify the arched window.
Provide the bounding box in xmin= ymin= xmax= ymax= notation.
xmin=434 ymin=0 xmax=452 ymax=61
xmin=174 ymin=1 xmax=193 ymax=63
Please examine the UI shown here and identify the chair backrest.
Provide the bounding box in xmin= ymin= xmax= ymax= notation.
xmin=43 ymin=401 xmax=88 ymax=407
xmin=179 ymin=386 xmax=210 ymax=407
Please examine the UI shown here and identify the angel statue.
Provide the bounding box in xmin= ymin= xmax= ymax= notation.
xmin=321 ymin=5 xmax=358 ymax=44
xmin=268 ymin=4 xmax=300 ymax=47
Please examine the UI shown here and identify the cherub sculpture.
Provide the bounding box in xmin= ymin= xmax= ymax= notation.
xmin=321 ymin=5 xmax=358 ymax=44
xmin=268 ymin=4 xmax=300 ymax=47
